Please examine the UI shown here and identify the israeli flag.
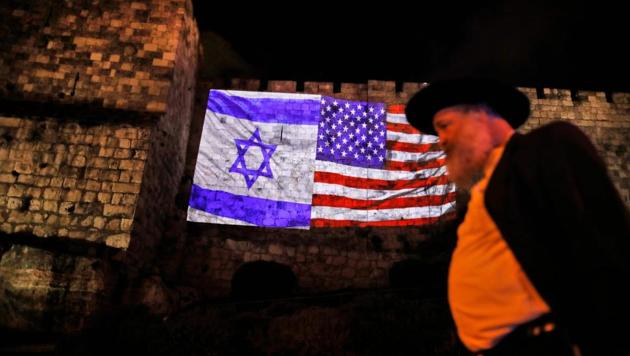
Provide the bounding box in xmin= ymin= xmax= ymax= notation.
xmin=187 ymin=90 xmax=321 ymax=228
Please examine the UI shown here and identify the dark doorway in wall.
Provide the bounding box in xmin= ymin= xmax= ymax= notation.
xmin=231 ymin=261 xmax=297 ymax=300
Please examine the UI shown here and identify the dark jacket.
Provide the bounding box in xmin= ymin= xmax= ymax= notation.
xmin=485 ymin=121 xmax=630 ymax=355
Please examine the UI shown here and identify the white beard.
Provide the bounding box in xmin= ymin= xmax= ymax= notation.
xmin=445 ymin=144 xmax=492 ymax=191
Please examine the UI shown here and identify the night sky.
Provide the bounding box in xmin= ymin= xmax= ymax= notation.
xmin=192 ymin=0 xmax=628 ymax=92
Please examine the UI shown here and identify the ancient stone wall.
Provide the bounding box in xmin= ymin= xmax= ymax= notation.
xmin=178 ymin=79 xmax=629 ymax=298
xmin=0 ymin=0 xmax=199 ymax=331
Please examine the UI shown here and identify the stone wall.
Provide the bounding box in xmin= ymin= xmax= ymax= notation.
xmin=0 ymin=0 xmax=185 ymax=112
xmin=177 ymin=79 xmax=629 ymax=298
xmin=128 ymin=0 xmax=199 ymax=276
xmin=0 ymin=0 xmax=199 ymax=332
xmin=178 ymin=81 xmax=446 ymax=298
xmin=0 ymin=115 xmax=152 ymax=246
xmin=521 ymin=87 xmax=630 ymax=203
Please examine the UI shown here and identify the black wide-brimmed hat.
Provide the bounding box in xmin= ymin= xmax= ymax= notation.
xmin=405 ymin=78 xmax=530 ymax=135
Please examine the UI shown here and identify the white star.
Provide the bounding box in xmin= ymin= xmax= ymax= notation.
xmin=325 ymin=117 xmax=331 ymax=123
xmin=332 ymin=112 xmax=337 ymax=117
xmin=379 ymin=155 xmax=384 ymax=161
xmin=379 ymin=142 xmax=385 ymax=149
xmin=325 ymin=141 xmax=330 ymax=147
xmin=319 ymin=122 xmax=325 ymax=127
xmin=326 ymin=105 xmax=331 ymax=111
xmin=349 ymin=133 xmax=354 ymax=139
xmin=318 ymin=146 xmax=323 ymax=152
xmin=380 ymin=131 xmax=385 ymax=136
xmin=336 ymin=131 xmax=342 ymax=137
xmin=362 ymin=123 xmax=367 ymax=128
xmin=363 ymin=112 xmax=368 ymax=117
xmin=361 ymin=147 xmax=366 ymax=153
xmin=367 ymin=141 xmax=372 ymax=148
xmin=368 ymin=129 xmax=373 ymax=135
xmin=369 ymin=106 xmax=374 ymax=112
xmin=321 ymin=99 xmax=326 ymax=104
xmin=320 ymin=110 xmax=325 ymax=115
xmin=345 ymin=103 xmax=350 ymax=108
xmin=348 ymin=146 xmax=354 ymax=152
xmin=344 ymin=114 xmax=350 ymax=120
xmin=319 ymin=134 xmax=324 ymax=139
xmin=355 ymin=128 xmax=361 ymax=134
xmin=337 ymin=119 xmax=343 ymax=125
xmin=373 ymin=136 xmax=379 ymax=142
xmin=357 ymin=105 xmax=363 ymax=110
xmin=349 ymin=121 xmax=355 ymax=127
xmin=350 ymin=109 xmax=356 ymax=115
xmin=336 ymin=143 xmax=341 ymax=149
xmin=330 ymin=148 xmax=335 ymax=154
xmin=354 ymin=153 xmax=359 ymax=159
xmin=333 ymin=100 xmax=338 ymax=106
xmin=343 ymin=126 xmax=349 ymax=132
xmin=380 ymin=108 xmax=385 ymax=115
xmin=332 ymin=124 xmax=337 ymax=130
xmin=361 ymin=135 xmax=367 ymax=141
xmin=341 ymin=151 xmax=347 ymax=157
xmin=367 ymin=154 xmax=372 ymax=160
xmin=342 ymin=138 xmax=348 ymax=144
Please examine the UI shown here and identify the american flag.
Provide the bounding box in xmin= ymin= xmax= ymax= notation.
xmin=310 ymin=97 xmax=457 ymax=227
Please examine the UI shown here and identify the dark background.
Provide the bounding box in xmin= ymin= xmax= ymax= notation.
xmin=192 ymin=0 xmax=628 ymax=92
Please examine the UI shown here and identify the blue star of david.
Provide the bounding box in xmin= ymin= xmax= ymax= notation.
xmin=229 ymin=128 xmax=277 ymax=189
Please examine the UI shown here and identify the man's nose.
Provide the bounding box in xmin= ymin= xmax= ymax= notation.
xmin=437 ymin=134 xmax=448 ymax=150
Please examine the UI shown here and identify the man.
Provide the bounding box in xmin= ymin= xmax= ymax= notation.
xmin=405 ymin=78 xmax=630 ymax=356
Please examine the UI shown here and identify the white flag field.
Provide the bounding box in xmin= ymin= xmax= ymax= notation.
xmin=187 ymin=90 xmax=456 ymax=229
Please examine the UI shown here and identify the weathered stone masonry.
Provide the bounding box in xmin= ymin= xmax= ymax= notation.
xmin=0 ymin=0 xmax=199 ymax=331
xmin=0 ymin=116 xmax=148 ymax=246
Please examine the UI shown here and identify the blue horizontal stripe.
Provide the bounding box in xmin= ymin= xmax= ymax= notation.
xmin=189 ymin=184 xmax=312 ymax=228
xmin=206 ymin=90 xmax=321 ymax=125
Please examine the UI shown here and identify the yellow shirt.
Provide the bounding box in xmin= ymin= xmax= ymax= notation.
xmin=448 ymin=142 xmax=551 ymax=352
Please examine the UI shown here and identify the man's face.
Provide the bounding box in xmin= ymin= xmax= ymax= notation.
xmin=432 ymin=107 xmax=495 ymax=190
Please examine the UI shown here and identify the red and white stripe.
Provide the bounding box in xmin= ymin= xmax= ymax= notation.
xmin=311 ymin=106 xmax=457 ymax=227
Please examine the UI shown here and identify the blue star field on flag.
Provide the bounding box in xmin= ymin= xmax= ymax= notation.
xmin=316 ymin=97 xmax=387 ymax=168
